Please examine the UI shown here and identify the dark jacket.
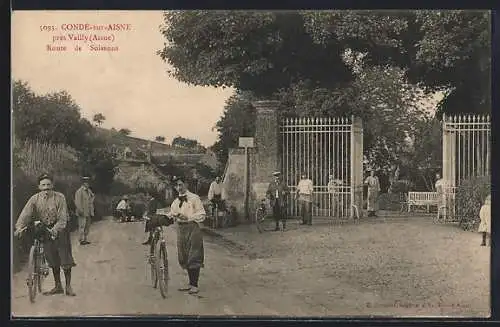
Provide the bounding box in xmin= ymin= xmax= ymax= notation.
xmin=266 ymin=180 xmax=290 ymax=207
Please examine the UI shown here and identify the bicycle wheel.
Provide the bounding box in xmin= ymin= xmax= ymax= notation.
xmin=36 ymin=252 xmax=47 ymax=293
xmin=255 ymin=208 xmax=265 ymax=233
xmin=149 ymin=241 xmax=158 ymax=288
xmin=155 ymin=241 xmax=169 ymax=298
xmin=27 ymin=245 xmax=38 ymax=303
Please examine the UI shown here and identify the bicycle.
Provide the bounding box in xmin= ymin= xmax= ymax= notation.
xmin=16 ymin=221 xmax=52 ymax=303
xmin=209 ymin=200 xmax=229 ymax=229
xmin=144 ymin=216 xmax=169 ymax=298
xmin=254 ymin=199 xmax=284 ymax=232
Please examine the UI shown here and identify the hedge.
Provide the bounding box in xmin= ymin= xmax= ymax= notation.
xmin=456 ymin=175 xmax=491 ymax=231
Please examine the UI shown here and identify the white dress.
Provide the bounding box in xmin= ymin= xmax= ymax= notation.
xmin=478 ymin=202 xmax=491 ymax=233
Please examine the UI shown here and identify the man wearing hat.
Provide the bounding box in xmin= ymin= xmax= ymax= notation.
xmin=14 ymin=173 xmax=77 ymax=296
xmin=147 ymin=175 xmax=206 ymax=294
xmin=266 ymin=171 xmax=290 ymax=231
xmin=74 ymin=176 xmax=95 ymax=245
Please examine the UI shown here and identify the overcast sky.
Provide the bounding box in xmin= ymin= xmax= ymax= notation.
xmin=12 ymin=11 xmax=235 ymax=147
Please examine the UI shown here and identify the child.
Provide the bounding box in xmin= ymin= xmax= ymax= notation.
xmin=478 ymin=194 xmax=491 ymax=246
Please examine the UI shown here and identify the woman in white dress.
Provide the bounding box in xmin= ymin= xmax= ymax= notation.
xmin=478 ymin=194 xmax=491 ymax=246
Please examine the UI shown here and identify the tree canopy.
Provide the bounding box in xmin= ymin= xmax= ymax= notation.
xmin=159 ymin=10 xmax=490 ymax=115
xmin=13 ymin=80 xmax=118 ymax=192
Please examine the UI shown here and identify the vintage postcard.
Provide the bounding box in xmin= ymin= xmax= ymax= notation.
xmin=11 ymin=10 xmax=491 ymax=318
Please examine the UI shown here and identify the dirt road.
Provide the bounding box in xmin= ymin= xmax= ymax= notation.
xmin=11 ymin=215 xmax=490 ymax=317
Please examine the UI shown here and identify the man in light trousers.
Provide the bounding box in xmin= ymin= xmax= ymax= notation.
xmin=74 ymin=176 xmax=95 ymax=245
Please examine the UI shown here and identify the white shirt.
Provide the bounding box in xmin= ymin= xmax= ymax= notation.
xmin=208 ymin=181 xmax=225 ymax=200
xmin=169 ymin=191 xmax=206 ymax=223
xmin=116 ymin=200 xmax=130 ymax=210
xmin=297 ymin=179 xmax=313 ymax=195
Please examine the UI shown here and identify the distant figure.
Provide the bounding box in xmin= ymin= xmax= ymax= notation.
xmin=266 ymin=171 xmax=290 ymax=231
xmin=296 ymin=172 xmax=313 ymax=225
xmin=478 ymin=194 xmax=491 ymax=247
xmin=435 ymin=173 xmax=446 ymax=219
xmin=208 ymin=176 xmax=226 ymax=216
xmin=116 ymin=195 xmax=132 ymax=222
xmin=364 ymin=169 xmax=380 ymax=217
xmin=74 ymin=176 xmax=95 ymax=246
xmin=327 ymin=174 xmax=343 ymax=217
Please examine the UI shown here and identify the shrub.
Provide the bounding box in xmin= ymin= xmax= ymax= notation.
xmin=456 ymin=175 xmax=491 ymax=231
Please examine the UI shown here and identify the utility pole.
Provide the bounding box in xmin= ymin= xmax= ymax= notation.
xmin=239 ymin=137 xmax=255 ymax=221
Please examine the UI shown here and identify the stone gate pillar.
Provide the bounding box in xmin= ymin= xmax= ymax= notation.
xmin=250 ymin=100 xmax=281 ymax=210
xmin=350 ymin=116 xmax=364 ymax=218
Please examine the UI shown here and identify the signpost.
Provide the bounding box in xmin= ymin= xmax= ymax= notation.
xmin=239 ymin=137 xmax=255 ymax=221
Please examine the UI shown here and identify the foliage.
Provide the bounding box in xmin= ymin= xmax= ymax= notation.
xmin=155 ymin=135 xmax=166 ymax=142
xmin=301 ymin=10 xmax=490 ymax=116
xmin=160 ymin=10 xmax=490 ymax=115
xmin=118 ymin=128 xmax=131 ymax=136
xmin=93 ymin=113 xmax=106 ymax=126
xmin=172 ymin=135 xmax=202 ymax=149
xmin=211 ymin=90 xmax=257 ymax=165
xmin=158 ymin=11 xmax=353 ymax=97
xmin=456 ymin=175 xmax=491 ymax=231
xmin=129 ymin=165 xmax=167 ymax=193
xmin=78 ymin=132 xmax=118 ymax=193
xmin=13 ymin=80 xmax=94 ymax=150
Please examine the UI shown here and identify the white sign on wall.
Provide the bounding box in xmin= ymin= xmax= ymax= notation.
xmin=239 ymin=137 xmax=255 ymax=148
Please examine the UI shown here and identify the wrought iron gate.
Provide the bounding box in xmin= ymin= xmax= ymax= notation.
xmin=280 ymin=116 xmax=363 ymax=219
xmin=442 ymin=114 xmax=491 ymax=219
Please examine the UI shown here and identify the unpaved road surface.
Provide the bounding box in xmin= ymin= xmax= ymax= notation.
xmin=11 ymin=215 xmax=490 ymax=318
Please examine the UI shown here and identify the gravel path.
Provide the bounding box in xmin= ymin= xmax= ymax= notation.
xmin=11 ymin=215 xmax=490 ymax=317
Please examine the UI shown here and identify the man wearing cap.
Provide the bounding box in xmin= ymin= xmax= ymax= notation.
xmin=74 ymin=176 xmax=95 ymax=245
xmin=147 ymin=175 xmax=206 ymax=294
xmin=14 ymin=173 xmax=77 ymax=296
xmin=266 ymin=171 xmax=290 ymax=231
xmin=296 ymin=172 xmax=314 ymax=225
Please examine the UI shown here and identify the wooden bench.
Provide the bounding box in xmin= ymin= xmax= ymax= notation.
xmin=407 ymin=192 xmax=439 ymax=213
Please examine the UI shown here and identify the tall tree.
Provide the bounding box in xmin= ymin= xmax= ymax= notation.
xmin=159 ymin=10 xmax=490 ymax=115
xmin=155 ymin=135 xmax=166 ymax=143
xmin=13 ymin=80 xmax=93 ymax=150
xmin=93 ymin=113 xmax=106 ymax=127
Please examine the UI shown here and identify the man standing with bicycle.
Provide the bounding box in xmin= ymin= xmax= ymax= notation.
xmin=148 ymin=175 xmax=206 ymax=295
xmin=74 ymin=176 xmax=95 ymax=245
xmin=208 ymin=176 xmax=226 ymax=217
xmin=266 ymin=171 xmax=290 ymax=231
xmin=14 ymin=173 xmax=77 ymax=296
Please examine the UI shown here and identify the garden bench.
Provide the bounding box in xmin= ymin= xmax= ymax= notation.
xmin=407 ymin=191 xmax=439 ymax=213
